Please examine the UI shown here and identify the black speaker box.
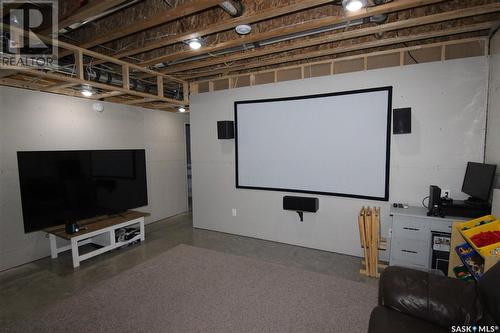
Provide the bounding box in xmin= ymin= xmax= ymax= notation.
xmin=283 ymin=196 xmax=319 ymax=212
xmin=217 ymin=121 xmax=234 ymax=139
xmin=393 ymin=108 xmax=411 ymax=134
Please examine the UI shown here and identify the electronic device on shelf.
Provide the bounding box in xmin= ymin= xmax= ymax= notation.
xmin=65 ymin=221 xmax=80 ymax=234
xmin=427 ymin=185 xmax=444 ymax=217
xmin=428 ymin=162 xmax=497 ymax=218
xmin=17 ymin=149 xmax=148 ymax=233
xmin=461 ymin=162 xmax=497 ymax=206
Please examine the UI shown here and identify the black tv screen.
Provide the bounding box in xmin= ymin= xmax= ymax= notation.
xmin=462 ymin=162 xmax=497 ymax=202
xmin=17 ymin=149 xmax=148 ymax=233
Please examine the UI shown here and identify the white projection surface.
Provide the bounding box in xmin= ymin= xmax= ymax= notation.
xmin=235 ymin=87 xmax=392 ymax=200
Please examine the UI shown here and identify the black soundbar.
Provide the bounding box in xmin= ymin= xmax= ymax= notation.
xmin=283 ymin=196 xmax=319 ymax=221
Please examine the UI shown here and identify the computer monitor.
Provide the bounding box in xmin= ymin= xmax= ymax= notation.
xmin=461 ymin=162 xmax=497 ymax=202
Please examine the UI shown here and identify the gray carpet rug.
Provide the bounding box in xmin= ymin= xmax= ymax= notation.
xmin=5 ymin=244 xmax=377 ymax=333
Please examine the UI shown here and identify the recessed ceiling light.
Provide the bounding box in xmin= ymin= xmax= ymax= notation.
xmin=81 ymin=89 xmax=93 ymax=97
xmin=343 ymin=0 xmax=365 ymax=12
xmin=178 ymin=106 xmax=186 ymax=113
xmin=188 ymin=39 xmax=202 ymax=50
xmin=235 ymin=24 xmax=252 ymax=35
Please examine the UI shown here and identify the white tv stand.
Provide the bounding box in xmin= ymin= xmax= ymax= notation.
xmin=45 ymin=211 xmax=148 ymax=268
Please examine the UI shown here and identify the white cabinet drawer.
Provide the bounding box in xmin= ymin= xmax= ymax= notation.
xmin=390 ymin=238 xmax=430 ymax=267
xmin=430 ymin=220 xmax=453 ymax=234
xmin=390 ymin=258 xmax=428 ymax=270
xmin=393 ymin=216 xmax=430 ymax=241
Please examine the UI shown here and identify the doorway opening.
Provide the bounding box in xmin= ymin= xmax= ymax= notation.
xmin=185 ymin=123 xmax=192 ymax=212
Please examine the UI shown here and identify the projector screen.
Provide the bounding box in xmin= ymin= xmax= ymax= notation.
xmin=235 ymin=87 xmax=392 ymax=201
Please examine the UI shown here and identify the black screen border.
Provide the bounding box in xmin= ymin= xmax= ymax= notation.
xmin=234 ymin=86 xmax=392 ymax=201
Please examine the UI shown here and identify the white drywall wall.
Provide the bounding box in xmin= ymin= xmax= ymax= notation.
xmin=486 ymin=30 xmax=500 ymax=188
xmin=190 ymin=57 xmax=488 ymax=257
xmin=0 ymin=86 xmax=188 ymax=271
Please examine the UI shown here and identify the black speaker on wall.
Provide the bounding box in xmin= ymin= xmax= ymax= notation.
xmin=217 ymin=121 xmax=234 ymax=139
xmin=393 ymin=108 xmax=411 ymax=134
xmin=283 ymin=196 xmax=319 ymax=222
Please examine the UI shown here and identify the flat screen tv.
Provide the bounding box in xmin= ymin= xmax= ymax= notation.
xmin=17 ymin=149 xmax=148 ymax=233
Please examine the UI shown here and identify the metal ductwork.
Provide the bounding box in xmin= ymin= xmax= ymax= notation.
xmin=59 ymin=0 xmax=141 ymax=34
xmin=40 ymin=58 xmax=183 ymax=100
xmin=156 ymin=19 xmax=364 ymax=68
xmin=219 ymin=0 xmax=243 ymax=17
xmin=370 ymin=0 xmax=389 ymax=24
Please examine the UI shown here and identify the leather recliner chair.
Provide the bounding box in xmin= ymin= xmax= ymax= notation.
xmin=368 ymin=262 xmax=500 ymax=333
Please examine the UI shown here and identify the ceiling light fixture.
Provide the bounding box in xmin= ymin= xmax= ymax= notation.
xmin=188 ymin=38 xmax=202 ymax=50
xmin=81 ymin=86 xmax=93 ymax=97
xmin=178 ymin=106 xmax=186 ymax=113
xmin=235 ymin=24 xmax=252 ymax=35
xmin=342 ymin=0 xmax=365 ymax=12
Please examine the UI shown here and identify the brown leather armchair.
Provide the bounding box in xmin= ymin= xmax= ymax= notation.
xmin=368 ymin=262 xmax=500 ymax=333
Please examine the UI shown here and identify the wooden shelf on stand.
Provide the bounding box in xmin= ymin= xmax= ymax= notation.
xmin=45 ymin=210 xmax=149 ymax=268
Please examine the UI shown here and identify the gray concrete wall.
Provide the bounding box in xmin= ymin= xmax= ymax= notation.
xmin=0 ymin=86 xmax=188 ymax=271
xmin=190 ymin=57 xmax=489 ymax=258
xmin=486 ymin=30 xmax=500 ymax=187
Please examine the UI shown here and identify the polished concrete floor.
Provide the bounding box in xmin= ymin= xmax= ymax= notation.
xmin=0 ymin=213 xmax=376 ymax=327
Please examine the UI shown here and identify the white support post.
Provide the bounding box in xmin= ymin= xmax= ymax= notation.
xmin=71 ymin=238 xmax=80 ymax=268
xmin=140 ymin=218 xmax=145 ymax=242
xmin=110 ymin=230 xmax=116 ymax=246
xmin=49 ymin=234 xmax=58 ymax=259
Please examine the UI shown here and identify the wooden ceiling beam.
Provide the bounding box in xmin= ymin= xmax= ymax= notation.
xmin=0 ymin=69 xmax=19 ymax=79
xmin=182 ymin=21 xmax=494 ymax=79
xmin=101 ymin=0 xmax=334 ymax=63
xmin=45 ymin=82 xmax=80 ymax=92
xmin=123 ymin=98 xmax=160 ymax=105
xmin=139 ymin=0 xmax=446 ymax=67
xmin=160 ymin=4 xmax=499 ymax=75
xmin=90 ymin=91 xmax=127 ymax=100
xmin=190 ymin=37 xmax=486 ymax=85
xmin=59 ymin=0 xmax=222 ymax=58
xmin=0 ymin=63 xmax=183 ymax=105
xmin=57 ymin=0 xmax=130 ymax=31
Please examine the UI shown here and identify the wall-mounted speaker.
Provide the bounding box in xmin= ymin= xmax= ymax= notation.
xmin=217 ymin=121 xmax=234 ymax=139
xmin=283 ymin=196 xmax=319 ymax=221
xmin=393 ymin=108 xmax=411 ymax=134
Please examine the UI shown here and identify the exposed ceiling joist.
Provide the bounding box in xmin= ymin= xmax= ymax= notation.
xmin=0 ymin=23 xmax=188 ymax=110
xmin=57 ymin=0 xmax=131 ymax=32
xmin=2 ymin=0 xmax=498 ymax=108
xmin=59 ymin=0 xmax=222 ymax=58
xmin=190 ymin=37 xmax=486 ymax=87
xmin=0 ymin=69 xmax=19 ymax=79
xmin=101 ymin=0 xmax=334 ymax=63
xmin=139 ymin=0 xmax=446 ymax=67
xmin=45 ymin=82 xmax=80 ymax=92
xmin=159 ymin=4 xmax=500 ymax=75
xmin=183 ymin=21 xmax=494 ymax=79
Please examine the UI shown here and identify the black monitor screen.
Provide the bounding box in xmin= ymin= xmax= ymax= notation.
xmin=17 ymin=149 xmax=148 ymax=233
xmin=461 ymin=162 xmax=497 ymax=202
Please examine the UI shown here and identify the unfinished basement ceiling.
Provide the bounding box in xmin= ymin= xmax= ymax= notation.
xmin=53 ymin=0 xmax=500 ymax=81
xmin=1 ymin=0 xmax=500 ymax=108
